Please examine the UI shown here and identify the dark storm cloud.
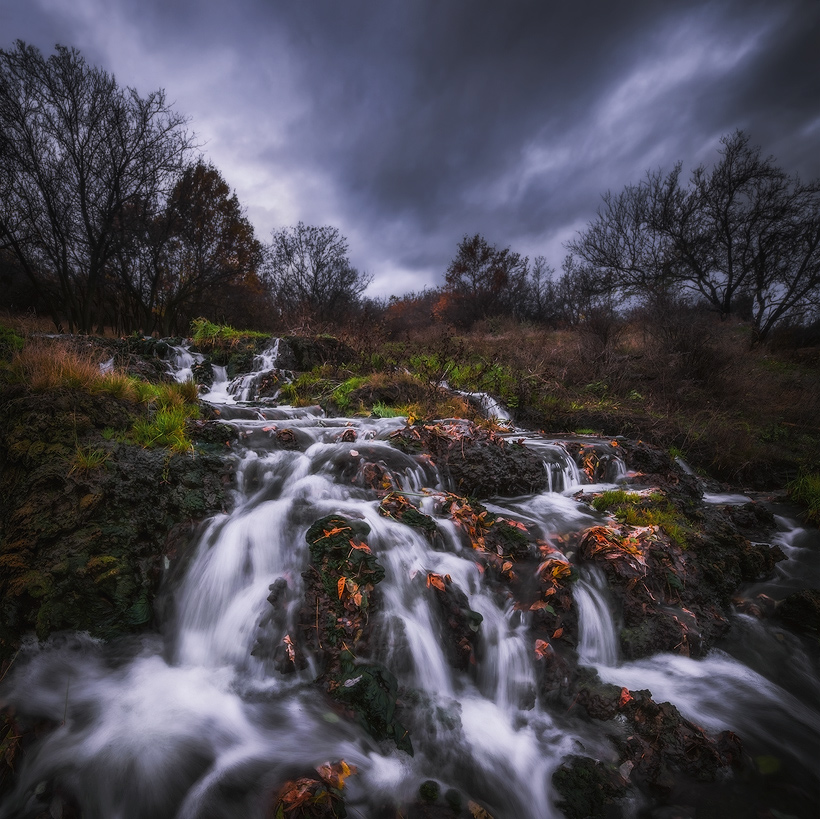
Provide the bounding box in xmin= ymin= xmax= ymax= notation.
xmin=4 ymin=0 xmax=820 ymax=295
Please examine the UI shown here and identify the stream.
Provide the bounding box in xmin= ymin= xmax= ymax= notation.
xmin=1 ymin=342 xmax=819 ymax=818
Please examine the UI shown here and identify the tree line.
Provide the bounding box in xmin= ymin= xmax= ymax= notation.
xmin=0 ymin=42 xmax=371 ymax=335
xmin=384 ymin=132 xmax=820 ymax=344
xmin=2 ymin=42 xmax=818 ymax=343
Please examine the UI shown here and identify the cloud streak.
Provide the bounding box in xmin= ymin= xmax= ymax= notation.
xmin=4 ymin=0 xmax=819 ymax=296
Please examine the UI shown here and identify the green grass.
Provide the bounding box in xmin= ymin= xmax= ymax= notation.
xmin=0 ymin=324 xmax=25 ymax=361
xmin=371 ymin=401 xmax=403 ymax=418
xmin=132 ymin=405 xmax=197 ymax=453
xmin=788 ymin=471 xmax=820 ymax=524
xmin=592 ymin=490 xmax=688 ymax=547
xmin=331 ymin=376 xmax=369 ymax=412
xmin=69 ymin=445 xmax=109 ymax=474
xmin=190 ymin=317 xmax=269 ymax=347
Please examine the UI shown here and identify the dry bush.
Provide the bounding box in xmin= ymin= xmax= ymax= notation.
xmin=6 ymin=337 xmax=107 ymax=392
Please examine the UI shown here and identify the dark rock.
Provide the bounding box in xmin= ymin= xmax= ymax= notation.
xmin=276 ymin=336 xmax=357 ymax=371
xmin=191 ymin=360 xmax=214 ymax=388
xmin=775 ymin=589 xmax=820 ymax=634
xmin=0 ymin=388 xmax=232 ymax=660
xmin=552 ymin=755 xmax=628 ymax=819
xmin=390 ymin=421 xmax=548 ymax=499
xmin=426 ymin=573 xmax=483 ymax=672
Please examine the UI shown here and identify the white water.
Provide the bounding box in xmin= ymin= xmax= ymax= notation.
xmin=2 ymin=344 xmax=819 ymax=818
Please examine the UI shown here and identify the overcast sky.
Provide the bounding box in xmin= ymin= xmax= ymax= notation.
xmin=3 ymin=0 xmax=819 ymax=297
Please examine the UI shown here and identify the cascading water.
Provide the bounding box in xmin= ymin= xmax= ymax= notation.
xmin=574 ymin=566 xmax=619 ymax=667
xmin=2 ymin=344 xmax=819 ymax=818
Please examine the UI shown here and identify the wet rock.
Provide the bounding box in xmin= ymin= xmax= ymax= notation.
xmin=618 ymin=440 xmax=702 ymax=506
xmin=572 ymin=671 xmax=744 ymax=799
xmin=552 ymin=755 xmax=628 ymax=819
xmin=191 ymin=360 xmax=214 ymax=388
xmin=378 ymin=494 xmax=440 ymax=543
xmin=0 ymin=388 xmax=232 ymax=660
xmin=267 ymin=761 xmax=356 ymax=819
xmin=334 ymin=659 xmax=413 ymax=755
xmin=564 ymin=440 xmax=624 ymax=483
xmin=775 ymin=589 xmax=820 ymax=634
xmin=255 ymin=370 xmax=282 ymax=398
xmin=390 ymin=421 xmax=548 ymax=498
xmin=425 ymin=573 xmax=483 ymax=671
xmin=187 ymin=418 xmax=238 ymax=449
xmin=298 ymin=515 xmax=411 ymax=754
xmin=276 ymin=336 xmax=357 ymax=371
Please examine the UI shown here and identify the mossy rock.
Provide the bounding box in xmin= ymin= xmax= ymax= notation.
xmin=552 ymin=756 xmax=627 ymax=819
xmin=334 ymin=657 xmax=413 ymax=755
xmin=775 ymin=589 xmax=820 ymax=634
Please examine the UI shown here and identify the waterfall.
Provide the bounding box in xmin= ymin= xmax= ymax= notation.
xmin=574 ymin=566 xmax=619 ymax=667
xmin=2 ymin=347 xmax=819 ymax=818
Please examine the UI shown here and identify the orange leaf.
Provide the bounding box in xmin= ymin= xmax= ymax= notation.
xmin=619 ymin=687 xmax=633 ymax=706
xmin=552 ymin=627 xmax=564 ymax=639
xmin=314 ymin=525 xmax=350 ymax=542
xmin=501 ymin=561 xmax=513 ymax=573
xmin=505 ymin=520 xmax=528 ymax=531
xmin=426 ymin=572 xmax=446 ymax=591
xmin=530 ymin=600 xmax=547 ymax=610
xmin=348 ymin=538 xmax=372 ymax=553
xmin=534 ymin=639 xmax=551 ymax=659
xmin=337 ymin=576 xmax=346 ymax=599
xmin=283 ymin=634 xmax=296 ymax=663
xmin=316 ymin=759 xmax=357 ymax=790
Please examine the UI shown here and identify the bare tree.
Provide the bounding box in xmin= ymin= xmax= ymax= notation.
xmin=0 ymin=41 xmax=193 ymax=332
xmin=568 ymin=131 xmax=820 ymax=344
xmin=264 ymin=222 xmax=372 ymax=328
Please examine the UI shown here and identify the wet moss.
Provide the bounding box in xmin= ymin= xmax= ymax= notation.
xmin=552 ymin=756 xmax=627 ymax=819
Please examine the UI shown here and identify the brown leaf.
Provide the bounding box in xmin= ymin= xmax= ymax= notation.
xmin=468 ymin=802 xmax=495 ymax=819
xmin=283 ymin=634 xmax=296 ymax=664
xmin=316 ymin=759 xmax=357 ymax=790
xmin=552 ymin=627 xmax=564 ymax=639
xmin=426 ymin=572 xmax=446 ymax=591
xmin=348 ymin=538 xmax=372 ymax=553
xmin=534 ymin=639 xmax=551 ymax=659
xmin=619 ymin=687 xmax=633 ymax=707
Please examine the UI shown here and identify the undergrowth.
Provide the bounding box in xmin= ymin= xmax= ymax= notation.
xmin=3 ymin=338 xmax=200 ymax=453
xmin=190 ymin=317 xmax=269 ymax=349
xmin=592 ymin=490 xmax=688 ymax=547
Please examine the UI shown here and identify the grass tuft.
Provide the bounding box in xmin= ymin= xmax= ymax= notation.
xmin=788 ymin=472 xmax=820 ymax=524
xmin=69 ymin=445 xmax=109 ymax=474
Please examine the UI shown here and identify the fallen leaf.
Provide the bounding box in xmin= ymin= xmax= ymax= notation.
xmin=619 ymin=687 xmax=633 ymax=706
xmin=282 ymin=634 xmax=296 ymax=663
xmin=348 ymin=538 xmax=372 ymax=553
xmin=468 ymin=801 xmax=495 ymax=819
xmin=426 ymin=572 xmax=446 ymax=591
xmin=534 ymin=639 xmax=551 ymax=659
xmin=337 ymin=577 xmax=346 ymax=599
xmin=552 ymin=627 xmax=564 ymax=639
xmin=316 ymin=759 xmax=357 ymax=790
